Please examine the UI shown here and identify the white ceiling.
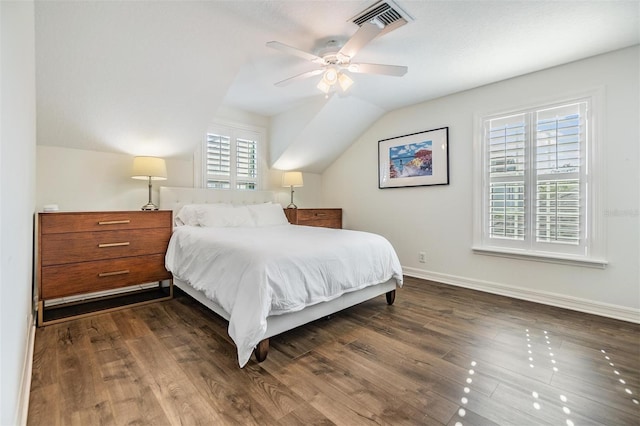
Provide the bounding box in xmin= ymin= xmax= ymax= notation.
xmin=35 ymin=0 xmax=639 ymax=172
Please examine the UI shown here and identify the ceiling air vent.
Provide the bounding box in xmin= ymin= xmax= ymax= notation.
xmin=350 ymin=0 xmax=413 ymax=36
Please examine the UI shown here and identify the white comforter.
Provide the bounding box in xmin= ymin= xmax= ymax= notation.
xmin=165 ymin=224 xmax=403 ymax=367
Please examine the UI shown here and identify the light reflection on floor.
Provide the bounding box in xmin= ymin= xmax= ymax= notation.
xmin=525 ymin=329 xmax=574 ymax=426
xmin=600 ymin=349 xmax=638 ymax=406
xmin=453 ymin=360 xmax=476 ymax=426
xmin=450 ymin=328 xmax=639 ymax=425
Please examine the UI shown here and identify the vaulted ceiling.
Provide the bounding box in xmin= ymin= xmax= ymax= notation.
xmin=35 ymin=1 xmax=639 ymax=173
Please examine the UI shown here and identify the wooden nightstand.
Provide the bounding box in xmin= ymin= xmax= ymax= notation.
xmin=284 ymin=208 xmax=342 ymax=229
xmin=37 ymin=210 xmax=173 ymax=326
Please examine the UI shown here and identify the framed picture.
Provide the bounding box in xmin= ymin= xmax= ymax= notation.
xmin=378 ymin=127 xmax=449 ymax=189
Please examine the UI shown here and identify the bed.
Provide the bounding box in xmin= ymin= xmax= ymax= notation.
xmin=159 ymin=186 xmax=403 ymax=367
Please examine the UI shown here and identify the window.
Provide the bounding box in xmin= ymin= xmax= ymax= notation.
xmin=200 ymin=124 xmax=263 ymax=190
xmin=474 ymin=94 xmax=605 ymax=267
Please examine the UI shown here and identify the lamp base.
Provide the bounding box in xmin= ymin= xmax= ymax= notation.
xmin=141 ymin=202 xmax=159 ymax=211
xmin=287 ymin=186 xmax=298 ymax=209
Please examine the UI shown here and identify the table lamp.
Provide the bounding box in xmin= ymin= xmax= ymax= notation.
xmin=282 ymin=171 xmax=303 ymax=209
xmin=131 ymin=156 xmax=167 ymax=210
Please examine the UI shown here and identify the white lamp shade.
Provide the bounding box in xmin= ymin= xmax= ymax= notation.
xmin=131 ymin=156 xmax=167 ymax=180
xmin=316 ymin=79 xmax=331 ymax=94
xmin=282 ymin=171 xmax=303 ymax=187
xmin=338 ymin=72 xmax=353 ymax=92
xmin=323 ymin=68 xmax=338 ymax=84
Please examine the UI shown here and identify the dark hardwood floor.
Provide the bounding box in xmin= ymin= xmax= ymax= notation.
xmin=28 ymin=277 xmax=640 ymax=425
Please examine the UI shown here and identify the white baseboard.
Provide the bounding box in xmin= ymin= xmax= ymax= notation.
xmin=16 ymin=314 xmax=35 ymax=426
xmin=402 ymin=266 xmax=640 ymax=324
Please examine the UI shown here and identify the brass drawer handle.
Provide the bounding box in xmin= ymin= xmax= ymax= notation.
xmin=98 ymin=270 xmax=130 ymax=277
xmin=315 ymin=213 xmax=327 ymax=216
xmin=98 ymin=242 xmax=130 ymax=248
xmin=98 ymin=220 xmax=130 ymax=225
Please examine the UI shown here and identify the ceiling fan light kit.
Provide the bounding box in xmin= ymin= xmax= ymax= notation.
xmin=316 ymin=68 xmax=354 ymax=97
xmin=267 ymin=0 xmax=411 ymax=95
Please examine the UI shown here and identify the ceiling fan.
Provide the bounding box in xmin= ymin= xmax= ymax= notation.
xmin=266 ymin=19 xmax=408 ymax=96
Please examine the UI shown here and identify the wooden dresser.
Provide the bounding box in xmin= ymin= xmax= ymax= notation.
xmin=284 ymin=208 xmax=342 ymax=229
xmin=37 ymin=210 xmax=173 ymax=326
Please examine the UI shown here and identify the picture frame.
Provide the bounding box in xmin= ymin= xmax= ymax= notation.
xmin=378 ymin=127 xmax=449 ymax=189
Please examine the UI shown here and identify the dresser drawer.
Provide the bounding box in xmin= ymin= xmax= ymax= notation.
xmin=40 ymin=211 xmax=172 ymax=234
xmin=296 ymin=209 xmax=342 ymax=229
xmin=41 ymin=254 xmax=171 ymax=299
xmin=41 ymin=228 xmax=171 ymax=266
xmin=297 ymin=209 xmax=341 ymax=221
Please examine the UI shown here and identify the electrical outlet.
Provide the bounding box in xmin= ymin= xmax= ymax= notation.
xmin=418 ymin=251 xmax=426 ymax=263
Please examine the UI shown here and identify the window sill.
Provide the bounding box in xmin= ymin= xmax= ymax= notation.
xmin=472 ymin=247 xmax=608 ymax=269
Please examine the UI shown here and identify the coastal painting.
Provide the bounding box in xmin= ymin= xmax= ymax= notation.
xmin=379 ymin=127 xmax=449 ymax=188
xmin=389 ymin=140 xmax=433 ymax=178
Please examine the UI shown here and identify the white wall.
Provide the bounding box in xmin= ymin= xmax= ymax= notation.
xmin=36 ymin=145 xmax=325 ymax=212
xmin=37 ymin=146 xmax=193 ymax=212
xmin=36 ymin=103 xmax=325 ymax=212
xmin=215 ymin=105 xmax=325 ymax=207
xmin=266 ymin=168 xmax=323 ymax=208
xmin=1 ymin=1 xmax=37 ymax=424
xmin=323 ymin=46 xmax=640 ymax=321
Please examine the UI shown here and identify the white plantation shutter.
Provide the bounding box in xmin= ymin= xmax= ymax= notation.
xmin=488 ymin=114 xmax=526 ymax=240
xmin=477 ymin=98 xmax=597 ymax=261
xmin=535 ymin=103 xmax=585 ymax=245
xmin=536 ymin=179 xmax=580 ymax=243
xmin=489 ymin=182 xmax=525 ymax=239
xmin=235 ymin=138 xmax=258 ymax=190
xmin=206 ymin=133 xmax=232 ymax=189
xmin=204 ymin=126 xmax=261 ymax=190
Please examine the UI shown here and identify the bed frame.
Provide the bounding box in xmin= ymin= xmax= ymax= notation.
xmin=159 ymin=186 xmax=398 ymax=362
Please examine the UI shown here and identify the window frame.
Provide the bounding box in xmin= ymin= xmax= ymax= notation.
xmin=194 ymin=121 xmax=266 ymax=191
xmin=472 ymin=90 xmax=607 ymax=268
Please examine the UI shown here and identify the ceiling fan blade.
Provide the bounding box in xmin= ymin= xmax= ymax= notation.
xmin=274 ymin=69 xmax=324 ymax=87
xmin=266 ymin=41 xmax=325 ymax=64
xmin=349 ymin=63 xmax=408 ymax=77
xmin=338 ymin=21 xmax=383 ymax=60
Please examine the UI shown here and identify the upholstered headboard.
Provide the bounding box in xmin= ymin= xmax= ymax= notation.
xmin=159 ymin=186 xmax=278 ymax=219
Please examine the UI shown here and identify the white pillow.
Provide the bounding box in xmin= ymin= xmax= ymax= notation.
xmin=175 ymin=204 xmax=204 ymax=226
xmin=197 ymin=204 xmax=255 ymax=227
xmin=247 ymin=203 xmax=290 ymax=227
xmin=231 ymin=206 xmax=256 ymax=227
